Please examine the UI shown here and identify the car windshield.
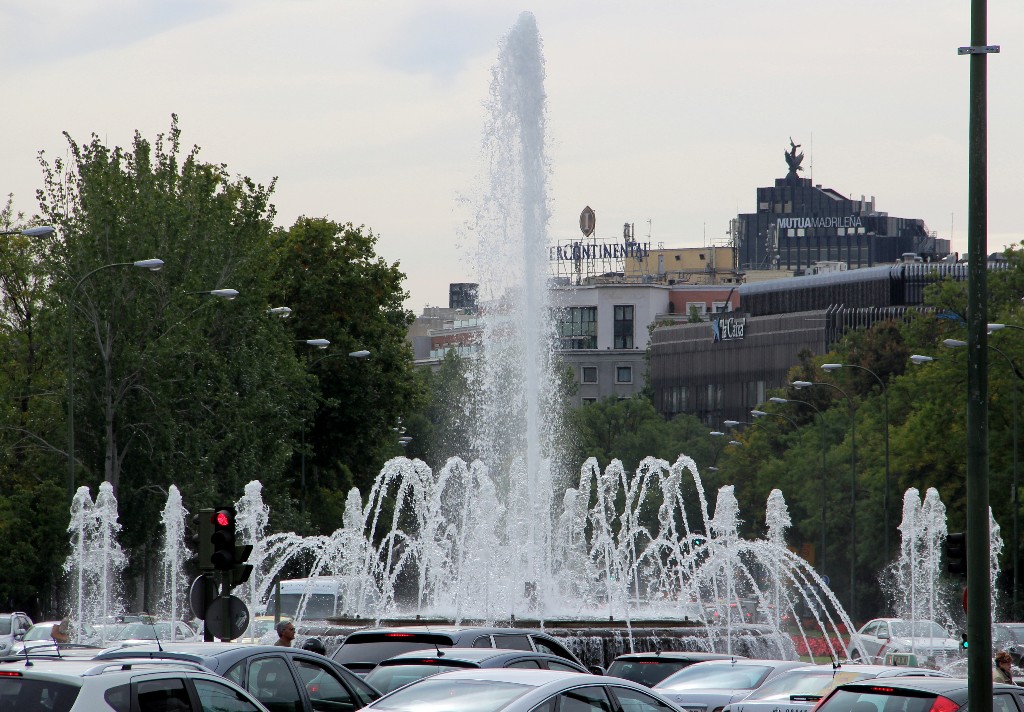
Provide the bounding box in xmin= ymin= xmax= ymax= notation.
xmin=334 ymin=634 xmax=454 ymax=665
xmin=0 ymin=677 xmax=80 ymax=712
xmin=658 ymin=664 xmax=774 ymax=690
xmin=370 ymin=678 xmax=531 ymax=712
xmin=114 ymin=622 xmax=176 ymax=640
xmin=606 ymin=660 xmax=690 ymax=687
xmin=889 ymin=622 xmax=948 ymax=638
xmin=745 ymin=671 xmax=872 ymax=701
xmin=265 ymin=593 xmax=337 ymax=619
xmin=816 ymin=688 xmax=937 ymax=712
xmin=366 ymin=664 xmax=470 ymax=694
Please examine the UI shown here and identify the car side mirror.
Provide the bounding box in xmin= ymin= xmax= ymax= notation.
xmin=13 ymin=633 xmax=23 ymax=642
xmin=588 ymin=665 xmax=605 ymax=676
xmin=877 ymin=631 xmax=889 ymax=640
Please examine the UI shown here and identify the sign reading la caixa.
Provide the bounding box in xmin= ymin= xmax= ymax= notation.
xmin=712 ymin=317 xmax=746 ymax=342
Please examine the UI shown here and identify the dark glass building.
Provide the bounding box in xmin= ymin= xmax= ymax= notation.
xmin=734 ymin=147 xmax=949 ymax=272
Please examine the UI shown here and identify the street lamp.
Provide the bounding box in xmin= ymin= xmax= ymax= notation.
xmin=770 ymin=396 xmax=828 ymax=574
xmin=945 ymin=336 xmax=1024 ymax=615
xmin=268 ymin=307 xmax=292 ymax=317
xmin=794 ymin=379 xmax=857 ymax=618
xmin=823 ymin=362 xmax=892 ymax=560
xmin=66 ymin=259 xmax=165 ymax=503
xmin=0 ymin=225 xmax=55 ymax=237
xmin=300 ymin=339 xmax=330 ymax=349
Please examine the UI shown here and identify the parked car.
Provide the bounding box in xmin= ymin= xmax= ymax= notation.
xmin=113 ymin=620 xmax=199 ymax=644
xmin=814 ymin=675 xmax=1024 ymax=712
xmin=720 ymin=663 xmax=950 ymax=712
xmin=13 ymin=620 xmax=101 ymax=653
xmin=0 ymin=612 xmax=32 ymax=656
xmin=95 ymin=641 xmax=381 ymax=712
xmin=847 ymin=618 xmax=962 ymax=664
xmin=364 ymin=668 xmax=679 ymax=712
xmin=653 ymin=658 xmax=810 ymax=712
xmin=993 ymin=622 xmax=1024 ymax=665
xmin=0 ymin=656 xmax=271 ymax=712
xmin=330 ymin=626 xmax=588 ymax=675
xmin=366 ymin=647 xmax=588 ymax=694
xmin=606 ymin=652 xmax=743 ymax=687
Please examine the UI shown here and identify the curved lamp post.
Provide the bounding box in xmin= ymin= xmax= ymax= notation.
xmin=66 ymin=259 xmax=165 ymax=503
xmin=823 ymin=363 xmax=891 ymax=559
xmin=1 ymin=225 xmax=55 ymax=238
xmin=770 ymin=395 xmax=828 ymax=574
xmin=794 ymin=379 xmax=857 ymax=618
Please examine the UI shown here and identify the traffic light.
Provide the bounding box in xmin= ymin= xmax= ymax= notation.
xmin=211 ymin=507 xmax=237 ymax=571
xmin=192 ymin=508 xmax=215 ymax=570
xmin=231 ymin=545 xmax=254 ymax=587
xmin=946 ymin=532 xmax=967 ymax=576
xmin=961 ymin=632 xmax=968 ymax=650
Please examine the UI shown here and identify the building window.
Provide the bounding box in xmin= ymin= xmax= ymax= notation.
xmin=614 ymin=305 xmax=634 ymax=349
xmin=712 ymin=302 xmax=729 ymax=313
xmin=559 ymin=306 xmax=597 ymax=349
xmin=581 ymin=397 xmax=597 ymax=405
xmin=686 ymin=302 xmax=707 ymax=318
xmin=581 ymin=366 xmax=598 ymax=384
xmin=616 ymin=366 xmax=633 ymax=384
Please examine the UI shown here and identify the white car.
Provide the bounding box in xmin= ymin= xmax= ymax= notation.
xmin=848 ymin=618 xmax=962 ymax=664
xmin=365 ymin=668 xmax=679 ymax=712
xmin=112 ymin=620 xmax=199 ymax=644
xmin=0 ymin=657 xmax=270 ymax=712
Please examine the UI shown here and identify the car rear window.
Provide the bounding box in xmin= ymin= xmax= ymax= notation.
xmin=607 ymin=660 xmax=690 ymax=687
xmin=0 ymin=675 xmax=81 ymax=712
xmin=332 ymin=633 xmax=454 ymax=665
xmin=816 ymin=687 xmax=942 ymax=712
xmin=366 ymin=663 xmax=474 ymax=694
xmin=746 ymin=671 xmax=872 ymax=701
xmin=657 ymin=664 xmax=774 ymax=690
xmin=371 ymin=678 xmax=531 ymax=712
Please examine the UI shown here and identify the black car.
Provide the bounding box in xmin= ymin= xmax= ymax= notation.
xmin=95 ymin=642 xmax=380 ymax=712
xmin=606 ymin=652 xmax=744 ymax=687
xmin=365 ymin=647 xmax=588 ymax=694
xmin=330 ymin=626 xmax=588 ymax=675
xmin=815 ymin=675 xmax=1023 ymax=712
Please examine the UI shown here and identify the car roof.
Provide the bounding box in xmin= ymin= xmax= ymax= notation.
xmin=839 ymin=677 xmax=980 ymax=694
xmin=0 ymin=658 xmax=207 ymax=676
xmin=99 ymin=641 xmax=253 ymax=656
xmin=388 ymin=668 xmax=600 ymax=687
xmin=379 ymin=648 xmax=572 ymax=665
xmin=611 ymin=652 xmax=741 ymax=662
xmin=347 ymin=626 xmax=548 ymax=637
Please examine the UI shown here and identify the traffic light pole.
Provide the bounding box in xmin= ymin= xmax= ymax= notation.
xmin=962 ymin=0 xmax=996 ymax=707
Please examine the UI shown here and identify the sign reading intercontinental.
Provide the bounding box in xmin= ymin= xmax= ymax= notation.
xmin=549 ymin=240 xmax=651 ymax=262
xmin=712 ymin=317 xmax=746 ymax=342
xmin=776 ymin=216 xmax=863 ymax=230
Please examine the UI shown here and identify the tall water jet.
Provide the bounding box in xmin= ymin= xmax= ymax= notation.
xmin=466 ymin=11 xmax=559 ymax=616
xmin=236 ymin=480 xmax=270 ymax=632
xmin=158 ymin=486 xmax=189 ymax=639
xmin=64 ymin=486 xmax=94 ymax=640
xmin=93 ymin=482 xmax=127 ymax=634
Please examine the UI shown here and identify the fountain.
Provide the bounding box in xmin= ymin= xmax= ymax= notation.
xmin=63 ymin=482 xmax=126 ymax=641
xmin=158 ymin=485 xmax=189 ymax=640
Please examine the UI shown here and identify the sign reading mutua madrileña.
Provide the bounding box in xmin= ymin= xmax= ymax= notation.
xmin=712 ymin=316 xmax=746 ymax=343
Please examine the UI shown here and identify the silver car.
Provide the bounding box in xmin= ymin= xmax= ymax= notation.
xmin=721 ymin=663 xmax=950 ymax=712
xmin=847 ymin=618 xmax=961 ymax=664
xmin=366 ymin=668 xmax=678 ymax=712
xmin=653 ymin=659 xmax=810 ymax=712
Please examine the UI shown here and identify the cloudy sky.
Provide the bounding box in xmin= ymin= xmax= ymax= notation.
xmin=3 ymin=0 xmax=1021 ymax=311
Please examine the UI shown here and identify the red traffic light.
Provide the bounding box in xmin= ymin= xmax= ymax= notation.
xmin=214 ymin=510 xmax=231 ymax=527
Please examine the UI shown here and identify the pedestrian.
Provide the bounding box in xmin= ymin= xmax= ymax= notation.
xmin=274 ymin=620 xmax=295 ymax=647
xmin=50 ymin=617 xmax=71 ymax=644
xmin=994 ymin=650 xmax=1014 ymax=684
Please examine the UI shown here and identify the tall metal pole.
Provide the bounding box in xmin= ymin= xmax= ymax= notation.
xmin=960 ymin=0 xmax=995 ymax=704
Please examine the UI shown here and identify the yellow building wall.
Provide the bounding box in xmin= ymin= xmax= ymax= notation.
xmin=624 ymin=246 xmax=737 ymax=278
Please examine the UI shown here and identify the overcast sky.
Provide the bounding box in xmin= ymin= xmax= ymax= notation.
xmin=3 ymin=0 xmax=1021 ymax=311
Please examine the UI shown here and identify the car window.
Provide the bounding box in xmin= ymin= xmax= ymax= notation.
xmin=507 ymin=660 xmax=543 ymax=669
xmin=555 ymin=686 xmax=614 ymax=712
xmin=493 ymin=635 xmax=533 ymax=651
xmin=889 ymin=622 xmax=947 ymax=638
xmin=331 ymin=634 xmax=454 ymax=665
xmin=365 ymin=664 xmax=466 ymax=695
xmin=248 ymin=656 xmax=303 ymax=712
xmin=225 ymin=661 xmax=245 ymax=687
xmin=0 ymin=676 xmax=81 ymax=712
xmin=608 ymin=686 xmax=676 ymax=712
xmin=993 ymin=693 xmax=1021 ymax=712
xmin=370 ymin=678 xmax=532 ymax=712
xmin=816 ymin=688 xmax=932 ymax=712
xmin=105 ymin=683 xmax=131 ymax=712
xmin=606 ymin=661 xmax=687 ymax=688
xmin=0 ymin=618 xmax=11 ymax=635
xmin=473 ymin=636 xmax=493 ymax=649
xmin=547 ymin=661 xmax=583 ymax=673
xmin=331 ymin=664 xmax=379 ymax=706
xmin=860 ymin=622 xmax=877 ymax=637
xmin=746 ymin=671 xmax=871 ymax=701
xmin=137 ymin=677 xmax=195 ymax=712
xmin=532 ymin=637 xmax=574 ymax=660
xmin=194 ymin=679 xmax=264 ymax=712
xmin=294 ymin=658 xmax=355 ymax=712
xmin=657 ymin=664 xmax=773 ymax=690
